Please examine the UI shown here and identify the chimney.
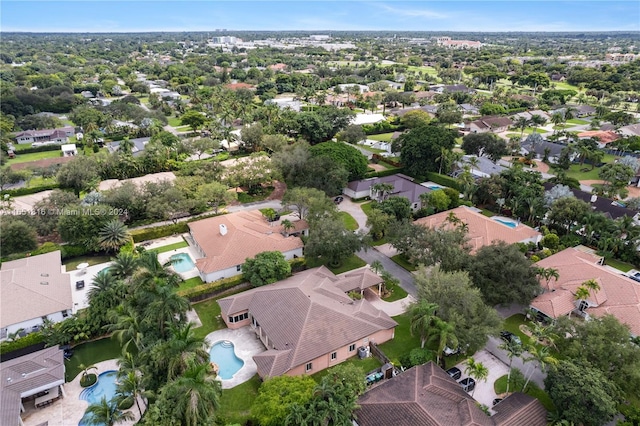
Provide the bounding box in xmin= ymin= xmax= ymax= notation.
xmin=219 ymin=223 xmax=228 ymax=236
xmin=590 ymin=195 xmax=597 ymax=203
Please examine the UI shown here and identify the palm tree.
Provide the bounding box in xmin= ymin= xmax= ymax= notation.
xmin=107 ymin=305 xmax=145 ymax=352
xmin=587 ymin=149 xmax=604 ymax=171
xmin=522 ymin=345 xmax=558 ymax=391
xmin=499 ymin=339 xmax=523 ymax=395
xmin=464 ymin=358 xmax=489 ymax=397
xmin=119 ymin=137 xmax=134 ymax=155
xmin=281 ymin=219 xmax=294 ymax=237
xmin=408 ymin=301 xmax=438 ymax=349
xmin=551 ymin=112 xmax=564 ymax=134
xmin=371 ymin=182 xmax=394 ymax=202
xmin=154 ymin=323 xmax=209 ymax=380
xmin=163 ymin=361 xmax=222 ymax=426
xmin=78 ymin=363 xmax=98 ymax=382
xmin=88 ymin=269 xmax=118 ymax=302
xmin=536 ymin=267 xmax=560 ymax=292
xmin=110 ymin=252 xmax=139 ymax=281
xmin=529 ymin=114 xmax=547 ymax=134
xmin=514 ymin=116 xmax=530 ymax=139
xmin=370 ymin=260 xmax=384 ymax=275
xmin=115 ymin=370 xmax=148 ymax=417
xmin=84 ymin=396 xmax=134 ymax=426
xmin=144 ymin=283 xmax=190 ymax=338
xmin=98 ymin=220 xmax=130 ymax=253
xmin=467 ymin=156 xmax=480 ymax=174
xmin=428 ymin=317 xmax=458 ymax=366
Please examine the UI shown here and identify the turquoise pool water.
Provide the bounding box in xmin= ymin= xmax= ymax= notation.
xmin=170 ymin=253 xmax=195 ymax=273
xmin=210 ymin=341 xmax=244 ymax=380
xmin=78 ymin=370 xmax=118 ymax=426
xmin=426 ymin=185 xmax=445 ymax=190
xmin=494 ymin=218 xmax=517 ymax=228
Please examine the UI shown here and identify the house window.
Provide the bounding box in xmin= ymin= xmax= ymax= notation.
xmin=230 ymin=312 xmax=248 ymax=323
xmin=349 ymin=344 xmax=356 ymax=352
xmin=331 ymin=352 xmax=337 ymax=361
xmin=62 ymin=310 xmax=68 ymax=318
xmin=306 ymin=362 xmax=313 ymax=372
xmin=228 ymin=316 xmax=234 ymax=323
xmin=236 ymin=265 xmax=242 ymax=272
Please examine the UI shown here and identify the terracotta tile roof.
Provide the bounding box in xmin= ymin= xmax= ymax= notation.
xmin=414 ymin=207 xmax=541 ymax=253
xmin=218 ymin=266 xmax=397 ymax=377
xmin=188 ymin=210 xmax=304 ymax=274
xmin=0 ymin=251 xmax=72 ymax=328
xmin=1 ymin=347 xmax=65 ymax=426
xmin=531 ymin=248 xmax=640 ymax=335
xmin=577 ymin=130 xmax=620 ymax=144
xmin=225 ymin=82 xmax=255 ymax=90
xmin=492 ymin=392 xmax=548 ymax=426
xmin=470 ymin=116 xmax=513 ymax=130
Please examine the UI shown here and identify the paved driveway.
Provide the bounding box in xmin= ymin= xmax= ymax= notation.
xmin=454 ymin=350 xmax=509 ymax=411
xmin=336 ymin=197 xmax=369 ymax=232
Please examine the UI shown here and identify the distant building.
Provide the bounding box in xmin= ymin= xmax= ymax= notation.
xmin=211 ymin=36 xmax=240 ymax=44
xmin=309 ymin=35 xmax=330 ymax=41
xmin=436 ymin=36 xmax=482 ymax=49
xmin=468 ymin=116 xmax=513 ymax=134
xmin=14 ymin=126 xmax=74 ymax=145
xmin=343 ymin=173 xmax=431 ymax=210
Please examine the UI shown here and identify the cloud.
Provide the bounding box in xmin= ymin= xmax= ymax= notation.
xmin=376 ymin=3 xmax=449 ymax=19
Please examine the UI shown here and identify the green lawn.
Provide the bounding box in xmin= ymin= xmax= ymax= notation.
xmin=150 ymin=240 xmax=188 ymax=254
xmin=191 ymin=298 xmax=225 ymax=340
xmin=6 ymin=150 xmax=62 ymax=165
xmin=178 ymin=276 xmax=204 ymax=292
xmin=371 ymin=236 xmax=388 ymax=246
xmin=378 ymin=313 xmax=422 ymax=364
xmin=503 ymin=314 xmax=534 ymax=348
xmin=565 ymin=163 xmax=604 ymax=181
xmin=167 ymin=116 xmax=182 ymax=127
xmin=552 ymin=81 xmax=580 ymax=92
xmin=237 ymin=187 xmax=274 ymax=203
xmin=382 ymin=283 xmax=408 ymax=302
xmin=218 ymin=374 xmax=262 ymax=425
xmin=360 ymin=202 xmax=374 ymax=218
xmin=65 ymin=337 xmax=124 ymax=382
xmin=605 ymin=258 xmax=635 ymax=272
xmin=567 ymin=118 xmax=589 ymax=125
xmin=494 ymin=373 xmax=556 ymax=412
xmin=390 ymin=254 xmax=417 ymax=272
xmin=367 ymin=132 xmax=394 ymax=142
xmin=480 ymin=209 xmax=496 ymax=217
xmin=306 ymin=254 xmax=367 ymax=275
xmin=406 ymin=65 xmax=439 ymax=77
xmin=338 ymin=211 xmax=359 ymax=231
xmin=63 ymin=255 xmax=112 ymax=271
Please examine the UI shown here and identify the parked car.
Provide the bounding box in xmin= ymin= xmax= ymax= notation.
xmin=334 ymin=196 xmax=344 ymax=204
xmin=493 ymin=398 xmax=503 ymax=406
xmin=446 ymin=367 xmax=462 ymax=380
xmin=459 ymin=377 xmax=476 ymax=393
xmin=60 ymin=345 xmax=73 ymax=360
xmin=444 ymin=346 xmax=460 ymax=356
xmin=500 ymin=331 xmax=522 ymax=345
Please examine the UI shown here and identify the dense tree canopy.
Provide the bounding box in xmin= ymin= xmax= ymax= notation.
xmin=310 ymin=141 xmax=368 ymax=181
xmin=242 ymin=251 xmax=292 ymax=287
xmin=398 ymin=125 xmax=457 ymax=176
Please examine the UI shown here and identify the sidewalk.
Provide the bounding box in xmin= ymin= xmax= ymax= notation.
xmin=364 ymin=289 xmax=415 ymax=316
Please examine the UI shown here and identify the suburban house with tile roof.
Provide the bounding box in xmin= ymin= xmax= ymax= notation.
xmin=530 ymin=247 xmax=640 ymax=336
xmin=187 ymin=210 xmax=306 ymax=283
xmin=218 ymin=266 xmax=397 ymax=378
xmin=343 ymin=173 xmax=431 ymax=210
xmin=468 ymin=116 xmax=513 ymax=134
xmin=355 ymin=362 xmax=547 ymax=426
xmin=0 ymin=251 xmax=72 ymax=341
xmin=577 ymin=130 xmax=620 ymax=147
xmin=619 ymin=123 xmax=640 ymax=137
xmin=1 ymin=347 xmax=66 ymax=426
xmin=14 ymin=126 xmax=75 ymax=145
xmin=414 ymin=206 xmax=541 ymax=253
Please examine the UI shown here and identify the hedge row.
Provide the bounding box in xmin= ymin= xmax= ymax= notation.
xmin=0 ymin=332 xmax=44 ymax=355
xmin=178 ymin=275 xmax=248 ymax=302
xmin=423 ymin=172 xmax=462 ymax=191
xmin=366 ymin=167 xmax=406 ymax=179
xmin=1 ymin=183 xmax=60 ymax=197
xmin=14 ymin=144 xmax=62 ymax=154
xmin=130 ymin=223 xmax=190 ymax=243
xmin=372 ymin=154 xmax=402 ymax=168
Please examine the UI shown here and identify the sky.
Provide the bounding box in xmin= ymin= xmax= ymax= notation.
xmin=1 ymin=1 xmax=639 ymax=33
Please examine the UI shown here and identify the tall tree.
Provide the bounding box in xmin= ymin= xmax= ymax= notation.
xmin=408 ymin=301 xmax=439 ymax=349
xmin=83 ymin=396 xmax=134 ymax=426
xmin=398 ymin=124 xmax=456 ymax=176
xmin=98 ymin=220 xmax=130 ymax=253
xmin=242 ymin=251 xmax=292 ymax=287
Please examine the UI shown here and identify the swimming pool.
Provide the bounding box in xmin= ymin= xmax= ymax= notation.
xmin=170 ymin=253 xmax=196 ymax=273
xmin=78 ymin=370 xmax=118 ymax=426
xmin=210 ymin=341 xmax=244 ymax=380
xmin=493 ymin=218 xmax=517 ymax=228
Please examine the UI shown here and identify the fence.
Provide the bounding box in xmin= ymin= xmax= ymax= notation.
xmin=369 ymin=342 xmax=391 ymax=365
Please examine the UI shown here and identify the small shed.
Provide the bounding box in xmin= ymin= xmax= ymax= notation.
xmin=61 ymin=144 xmax=77 ymax=157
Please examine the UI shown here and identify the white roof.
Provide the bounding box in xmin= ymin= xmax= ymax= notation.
xmin=353 ymin=113 xmax=386 ymax=125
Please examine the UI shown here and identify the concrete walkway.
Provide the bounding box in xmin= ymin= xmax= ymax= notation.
xmin=455 ymin=349 xmax=509 ymax=412
xmin=364 ymin=289 xmax=415 ymax=316
xmin=358 ymin=247 xmax=418 ymax=297
xmin=205 ymin=327 xmax=266 ymax=389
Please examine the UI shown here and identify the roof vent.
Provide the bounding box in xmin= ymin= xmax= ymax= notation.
xmin=219 ymin=223 xmax=228 ymax=236
xmin=590 ymin=195 xmax=598 ymax=203
xmin=40 ymin=281 xmax=49 ymax=285
xmin=41 ymin=273 xmax=49 ymax=277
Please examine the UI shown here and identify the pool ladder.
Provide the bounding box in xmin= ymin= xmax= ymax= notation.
xmin=220 ymin=340 xmax=233 ymax=348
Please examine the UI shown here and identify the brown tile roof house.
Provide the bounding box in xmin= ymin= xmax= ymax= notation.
xmin=577 ymin=130 xmax=620 ymax=144
xmin=343 ymin=173 xmax=431 ymax=207
xmin=218 ymin=266 xmax=397 ymax=378
xmin=469 ymin=116 xmax=514 ymax=133
xmin=531 ymin=247 xmax=640 ymax=336
xmin=188 ymin=210 xmax=305 ymax=282
xmin=225 ymin=82 xmax=256 ymax=90
xmin=414 ymin=206 xmax=541 ymax=253
xmin=1 ymin=251 xmax=72 ymax=339
xmin=1 ymin=347 xmax=65 ymax=426
xmin=356 ymin=362 xmax=546 ymax=426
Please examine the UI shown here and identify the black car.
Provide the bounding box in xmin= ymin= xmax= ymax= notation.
xmin=446 ymin=367 xmax=462 ymax=380
xmin=459 ymin=377 xmax=476 ymax=393
xmin=500 ymin=331 xmax=522 ymax=345
xmin=334 ymin=196 xmax=344 ymax=204
xmin=493 ymin=398 xmax=503 ymax=406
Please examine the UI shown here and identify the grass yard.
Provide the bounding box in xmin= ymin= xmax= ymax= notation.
xmin=481 ymin=209 xmax=496 ymax=217
xmin=312 ymin=356 xmax=382 ymax=384
xmin=378 ymin=313 xmax=421 ymax=364
xmin=218 ymin=374 xmax=262 ymax=425
xmin=236 ymin=187 xmax=274 ymax=204
xmin=150 ymin=240 xmax=188 ymax=254
xmin=605 ymin=258 xmax=635 ymax=272
xmin=503 ymin=314 xmax=534 ymax=348
xmin=338 ymin=211 xmax=359 ymax=231
xmin=191 ymin=298 xmax=226 ymax=340
xmin=63 ymin=255 xmax=112 ymax=271
xmin=406 ymin=65 xmax=439 ymax=77
xmin=567 ymin=118 xmax=589 ymax=125
xmin=367 ymin=132 xmax=394 ymax=142
xmin=178 ymin=276 xmax=204 ymax=292
xmin=390 ymin=254 xmax=417 ymax=272
xmin=565 ymin=163 xmax=604 ymax=181
xmin=360 ymin=202 xmax=374 ymax=218
xmin=371 ymin=236 xmax=388 ymax=246
xmin=65 ymin=337 xmax=124 ymax=382
xmin=382 ymin=283 xmax=408 ymax=302
xmin=306 ymin=254 xmax=367 ymax=275
xmin=167 ymin=116 xmax=182 ymax=127
xmin=494 ymin=373 xmax=555 ymax=412
xmin=6 ymin=150 xmax=62 ymax=165
xmin=552 ymin=81 xmax=580 ymax=92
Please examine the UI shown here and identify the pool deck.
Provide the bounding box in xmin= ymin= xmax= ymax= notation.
xmin=21 ymin=359 xmax=142 ymax=426
xmin=206 ymin=327 xmax=266 ymax=389
xmin=157 ymin=245 xmax=202 ymax=280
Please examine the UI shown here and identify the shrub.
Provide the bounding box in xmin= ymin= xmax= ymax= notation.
xmin=289 ymin=257 xmax=307 ymax=273
xmin=1 ymin=183 xmax=60 ymax=198
xmin=0 ymin=332 xmax=44 ymax=355
xmin=177 ymin=275 xmax=247 ymax=301
xmin=348 ymin=291 xmax=363 ymax=300
xmin=14 ymin=144 xmax=62 ymax=154
xmin=130 ymin=223 xmax=189 ymax=243
xmin=365 ymin=167 xmax=406 ymax=179
xmin=61 ymin=244 xmax=89 ymax=259
xmin=31 ymin=242 xmax=62 ymax=256
xmin=80 ymin=373 xmax=97 ymax=388
xmin=423 ymin=172 xmax=461 ymax=191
